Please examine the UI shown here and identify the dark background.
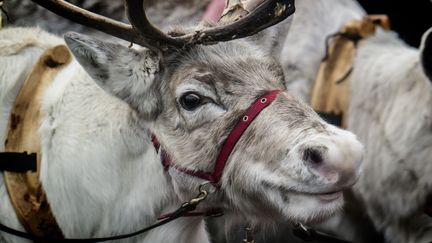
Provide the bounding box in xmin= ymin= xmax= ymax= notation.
xmin=358 ymin=0 xmax=432 ymax=47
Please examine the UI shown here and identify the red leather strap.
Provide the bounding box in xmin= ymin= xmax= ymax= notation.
xmin=154 ymin=90 xmax=281 ymax=185
xmin=151 ymin=134 xmax=171 ymax=172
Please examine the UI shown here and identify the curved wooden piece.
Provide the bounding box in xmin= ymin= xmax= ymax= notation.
xmin=4 ymin=45 xmax=71 ymax=240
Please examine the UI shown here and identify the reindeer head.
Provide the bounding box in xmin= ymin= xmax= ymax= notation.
xmin=42 ymin=0 xmax=363 ymax=225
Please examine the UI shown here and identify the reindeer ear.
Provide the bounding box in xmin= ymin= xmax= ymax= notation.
xmin=420 ymin=27 xmax=432 ymax=81
xmin=64 ymin=32 xmax=162 ymax=120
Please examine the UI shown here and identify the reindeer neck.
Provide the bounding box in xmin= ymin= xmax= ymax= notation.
xmin=33 ymin=60 xmax=209 ymax=242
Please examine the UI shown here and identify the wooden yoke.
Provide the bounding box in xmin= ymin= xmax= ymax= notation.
xmin=310 ymin=15 xmax=390 ymax=128
xmin=4 ymin=45 xmax=71 ymax=239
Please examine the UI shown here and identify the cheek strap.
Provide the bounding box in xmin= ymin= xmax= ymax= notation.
xmin=153 ymin=90 xmax=282 ymax=186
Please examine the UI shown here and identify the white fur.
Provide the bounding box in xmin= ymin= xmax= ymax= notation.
xmin=278 ymin=1 xmax=432 ymax=242
xmin=0 ymin=17 xmax=364 ymax=242
xmin=0 ymin=28 xmax=209 ymax=243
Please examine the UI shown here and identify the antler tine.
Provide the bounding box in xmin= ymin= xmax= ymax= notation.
xmin=124 ymin=0 xmax=183 ymax=50
xmin=29 ymin=0 xmax=182 ymax=51
xmin=177 ymin=0 xmax=295 ymax=45
xmin=30 ymin=0 xmax=294 ymax=50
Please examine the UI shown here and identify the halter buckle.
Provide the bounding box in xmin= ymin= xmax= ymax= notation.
xmin=188 ymin=190 xmax=208 ymax=206
xmin=242 ymin=224 xmax=254 ymax=243
xmin=186 ymin=182 xmax=216 ymax=207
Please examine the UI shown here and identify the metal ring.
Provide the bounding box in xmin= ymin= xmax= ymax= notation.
xmin=243 ymin=116 xmax=249 ymax=122
xmin=199 ymin=181 xmax=217 ymax=194
xmin=260 ymin=98 xmax=267 ymax=103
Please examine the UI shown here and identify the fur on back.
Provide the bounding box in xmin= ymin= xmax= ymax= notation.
xmin=0 ymin=27 xmax=63 ymax=150
xmin=0 ymin=27 xmax=209 ymax=243
xmin=350 ymin=30 xmax=432 ymax=243
xmin=0 ymin=27 xmax=64 ymax=243
xmin=277 ymin=1 xmax=432 ymax=242
xmin=280 ymin=0 xmax=365 ymax=101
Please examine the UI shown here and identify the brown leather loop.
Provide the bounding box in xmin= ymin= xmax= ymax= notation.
xmin=311 ymin=15 xmax=390 ymax=128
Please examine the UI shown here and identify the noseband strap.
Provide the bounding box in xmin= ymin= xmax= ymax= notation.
xmin=154 ymin=90 xmax=281 ymax=185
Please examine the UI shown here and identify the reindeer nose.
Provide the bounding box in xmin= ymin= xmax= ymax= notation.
xmin=300 ymin=130 xmax=363 ymax=185
xmin=303 ymin=147 xmax=324 ymax=165
xmin=301 ymin=146 xmax=340 ymax=183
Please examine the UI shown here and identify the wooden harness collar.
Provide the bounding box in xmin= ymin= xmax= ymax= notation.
xmin=1 ymin=45 xmax=71 ymax=240
xmin=311 ymin=15 xmax=390 ymax=128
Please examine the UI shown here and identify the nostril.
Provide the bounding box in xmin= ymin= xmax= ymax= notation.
xmin=303 ymin=148 xmax=324 ymax=165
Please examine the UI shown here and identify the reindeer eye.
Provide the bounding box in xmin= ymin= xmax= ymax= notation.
xmin=179 ymin=92 xmax=203 ymax=111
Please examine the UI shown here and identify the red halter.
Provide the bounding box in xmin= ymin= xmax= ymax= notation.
xmin=152 ymin=90 xmax=281 ymax=186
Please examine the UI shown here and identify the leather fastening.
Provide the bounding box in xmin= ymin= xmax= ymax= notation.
xmin=154 ymin=90 xmax=281 ymax=186
xmin=310 ymin=15 xmax=390 ymax=128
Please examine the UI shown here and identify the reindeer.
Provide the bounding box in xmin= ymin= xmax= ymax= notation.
xmin=0 ymin=0 xmax=364 ymax=242
xmin=265 ymin=0 xmax=432 ymax=242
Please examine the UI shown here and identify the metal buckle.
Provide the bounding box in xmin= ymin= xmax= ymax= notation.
xmin=188 ymin=190 xmax=208 ymax=206
xmin=183 ymin=182 xmax=216 ymax=208
xmin=242 ymin=224 xmax=254 ymax=243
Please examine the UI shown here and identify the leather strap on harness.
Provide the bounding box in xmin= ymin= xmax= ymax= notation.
xmin=0 ymin=152 xmax=37 ymax=172
xmin=2 ymin=45 xmax=71 ymax=240
xmin=154 ymin=90 xmax=281 ymax=186
xmin=0 ymin=190 xmax=211 ymax=242
xmin=311 ymin=15 xmax=390 ymax=128
xmin=152 ymin=91 xmax=281 ymax=223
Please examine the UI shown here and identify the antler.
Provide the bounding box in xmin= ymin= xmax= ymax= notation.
xmin=30 ymin=0 xmax=295 ymax=51
xmin=179 ymin=0 xmax=295 ymax=45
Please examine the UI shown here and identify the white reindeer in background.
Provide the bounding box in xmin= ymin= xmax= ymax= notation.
xmin=0 ymin=0 xmax=364 ymax=242
xmin=273 ymin=0 xmax=432 ymax=242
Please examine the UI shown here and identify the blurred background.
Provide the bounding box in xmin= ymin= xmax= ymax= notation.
xmin=3 ymin=0 xmax=432 ymax=47
xmin=358 ymin=0 xmax=432 ymax=47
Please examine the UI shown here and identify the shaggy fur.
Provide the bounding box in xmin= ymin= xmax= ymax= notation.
xmin=277 ymin=1 xmax=432 ymax=242
xmin=6 ymin=1 xmax=432 ymax=242
xmin=0 ymin=15 xmax=363 ymax=243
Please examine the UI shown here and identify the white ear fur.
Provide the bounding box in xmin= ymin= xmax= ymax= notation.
xmin=420 ymin=27 xmax=432 ymax=81
xmin=64 ymin=32 xmax=162 ymax=119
